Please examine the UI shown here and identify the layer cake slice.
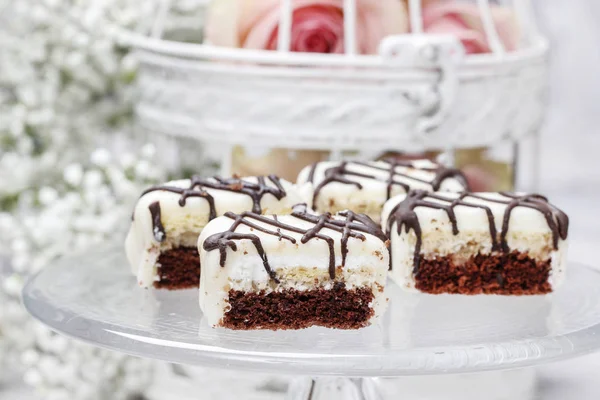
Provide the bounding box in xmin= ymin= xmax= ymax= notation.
xmin=198 ymin=205 xmax=389 ymax=330
xmin=382 ymin=191 xmax=569 ymax=295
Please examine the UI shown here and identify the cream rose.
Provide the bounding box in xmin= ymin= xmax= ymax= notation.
xmin=205 ymin=0 xmax=409 ymax=54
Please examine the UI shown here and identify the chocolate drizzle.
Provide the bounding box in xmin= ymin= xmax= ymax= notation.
xmin=496 ymin=192 xmax=569 ymax=252
xmin=148 ymin=201 xmax=166 ymax=242
xmin=203 ymin=204 xmax=387 ymax=282
xmin=307 ymin=160 xmax=468 ymax=211
xmin=386 ymin=190 xmax=569 ymax=273
xmin=142 ymin=175 xmax=286 ymax=242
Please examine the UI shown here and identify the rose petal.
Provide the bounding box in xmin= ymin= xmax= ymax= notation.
xmin=355 ymin=0 xmax=409 ymax=54
xmin=425 ymin=14 xmax=490 ymax=54
xmin=422 ymin=2 xmax=519 ymax=53
xmin=205 ymin=0 xmax=241 ymax=47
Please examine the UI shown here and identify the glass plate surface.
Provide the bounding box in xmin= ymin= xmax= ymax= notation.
xmin=22 ymin=245 xmax=600 ymax=377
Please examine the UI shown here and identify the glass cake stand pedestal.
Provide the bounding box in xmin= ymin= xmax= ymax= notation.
xmin=22 ymin=246 xmax=600 ymax=400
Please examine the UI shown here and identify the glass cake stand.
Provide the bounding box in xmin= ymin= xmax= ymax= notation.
xmin=22 ymin=245 xmax=600 ymax=400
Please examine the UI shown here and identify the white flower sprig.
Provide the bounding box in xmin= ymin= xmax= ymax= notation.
xmin=0 ymin=145 xmax=165 ymax=399
xmin=0 ymin=0 xmax=210 ymax=396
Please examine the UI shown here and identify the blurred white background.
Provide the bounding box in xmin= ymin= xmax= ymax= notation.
xmin=534 ymin=1 xmax=600 ymax=273
xmin=536 ymin=2 xmax=600 ymax=191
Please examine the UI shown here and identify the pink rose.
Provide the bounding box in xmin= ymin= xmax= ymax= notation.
xmin=461 ymin=164 xmax=498 ymax=192
xmin=206 ymin=0 xmax=408 ymax=54
xmin=422 ymin=1 xmax=519 ymax=54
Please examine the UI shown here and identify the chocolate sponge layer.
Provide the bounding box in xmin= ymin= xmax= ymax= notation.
xmin=415 ymin=251 xmax=552 ymax=295
xmin=222 ymin=284 xmax=375 ymax=330
xmin=154 ymin=247 xmax=200 ymax=290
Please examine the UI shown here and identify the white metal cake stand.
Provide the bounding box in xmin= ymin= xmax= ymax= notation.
xmin=23 ymin=245 xmax=600 ymax=400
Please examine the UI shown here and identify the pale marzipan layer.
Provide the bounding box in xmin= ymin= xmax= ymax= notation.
xmin=227 ymin=266 xmax=385 ymax=292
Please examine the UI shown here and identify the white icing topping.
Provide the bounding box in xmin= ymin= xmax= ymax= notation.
xmin=296 ymin=159 xmax=467 ymax=222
